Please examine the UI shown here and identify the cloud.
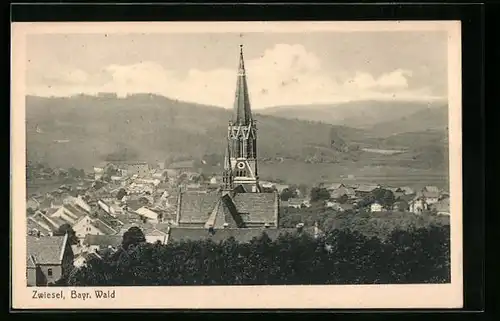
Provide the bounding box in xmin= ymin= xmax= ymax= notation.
xmin=27 ymin=44 xmax=443 ymax=107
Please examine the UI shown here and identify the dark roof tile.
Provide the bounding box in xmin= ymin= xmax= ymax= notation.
xmin=27 ymin=235 xmax=68 ymax=265
xmin=177 ymin=192 xmax=219 ymax=223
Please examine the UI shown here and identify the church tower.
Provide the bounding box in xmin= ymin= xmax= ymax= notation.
xmin=225 ymin=45 xmax=260 ymax=193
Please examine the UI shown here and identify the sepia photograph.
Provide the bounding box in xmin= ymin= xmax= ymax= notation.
xmin=11 ymin=21 xmax=462 ymax=309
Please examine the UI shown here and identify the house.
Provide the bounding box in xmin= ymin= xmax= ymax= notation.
xmin=135 ymin=206 xmax=161 ymax=223
xmin=176 ymin=191 xmax=280 ymax=229
xmin=355 ymin=184 xmax=380 ymax=197
xmin=73 ymin=252 xmax=102 ymax=268
xmin=409 ymin=197 xmax=429 ymax=214
xmin=50 ymin=198 xmax=64 ymax=209
xmin=325 ymin=201 xmax=346 ymax=211
xmin=72 ymin=215 xmax=118 ymax=240
xmin=168 ymin=160 xmax=196 ymax=174
xmin=27 ymin=216 xmax=55 ymax=237
xmin=423 ymin=185 xmax=440 ymax=193
xmin=400 ymin=186 xmax=415 ymax=195
xmin=392 ymin=200 xmax=409 ymax=212
xmin=30 ymin=210 xmax=66 ymax=234
xmin=63 ymin=195 xmax=91 ymax=213
xmin=287 ymin=198 xmax=311 ymax=209
xmin=325 ymin=183 xmax=345 ymax=191
xmin=430 ymin=197 xmax=450 ymax=215
xmin=370 ymin=202 xmax=383 ymax=212
xmin=329 ymin=186 xmax=355 ymax=200
xmin=98 ymin=199 xmax=116 ymax=217
xmin=49 ymin=203 xmax=89 ymax=225
xmin=27 ymin=234 xmax=73 ymax=286
xmin=115 ymin=161 xmax=150 ymax=177
xmin=82 ymin=234 xmax=123 ymax=253
xmin=274 ymin=184 xmax=290 ymax=193
xmin=142 ymin=226 xmax=168 ymax=244
xmin=27 ymin=197 xmax=41 ymax=211
xmin=417 ymin=189 xmax=440 ymax=205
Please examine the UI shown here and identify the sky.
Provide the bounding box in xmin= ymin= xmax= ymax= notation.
xmin=26 ymin=30 xmax=448 ymax=109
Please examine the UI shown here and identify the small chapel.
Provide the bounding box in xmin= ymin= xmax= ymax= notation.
xmin=174 ymin=45 xmax=280 ymax=230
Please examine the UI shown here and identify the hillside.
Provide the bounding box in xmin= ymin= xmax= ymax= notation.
xmin=25 ymin=94 xmax=366 ymax=170
xmin=370 ymin=105 xmax=448 ymax=137
xmin=259 ymin=100 xmax=447 ymax=130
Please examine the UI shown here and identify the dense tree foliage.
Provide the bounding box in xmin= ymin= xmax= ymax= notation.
xmin=122 ymin=227 xmax=146 ymax=250
xmin=54 ymin=223 xmax=79 ymax=245
xmin=279 ymin=206 xmax=450 ymax=240
xmin=310 ymin=187 xmax=331 ymax=202
xmin=67 ymin=224 xmax=450 ymax=286
xmin=280 ymin=188 xmax=298 ymax=201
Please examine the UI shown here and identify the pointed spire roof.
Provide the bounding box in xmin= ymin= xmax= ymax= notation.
xmin=224 ymin=140 xmax=231 ymax=170
xmin=232 ymin=45 xmax=253 ymax=125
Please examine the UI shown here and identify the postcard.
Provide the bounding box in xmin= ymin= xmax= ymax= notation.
xmin=11 ymin=21 xmax=462 ymax=309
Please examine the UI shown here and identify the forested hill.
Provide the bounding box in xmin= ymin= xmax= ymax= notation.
xmin=26 ymin=94 xmax=366 ymax=169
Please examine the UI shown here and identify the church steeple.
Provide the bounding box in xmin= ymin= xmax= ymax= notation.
xmin=222 ymin=139 xmax=234 ymax=191
xmin=224 ymin=45 xmax=259 ymax=193
xmin=233 ymin=45 xmax=253 ymax=125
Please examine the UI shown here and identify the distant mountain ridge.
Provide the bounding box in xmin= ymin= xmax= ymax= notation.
xmin=25 ymin=94 xmax=365 ymax=170
xmin=258 ymin=100 xmax=448 ymax=132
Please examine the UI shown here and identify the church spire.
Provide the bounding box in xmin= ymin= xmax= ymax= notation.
xmin=224 ymin=140 xmax=231 ymax=170
xmin=233 ymin=44 xmax=253 ymax=125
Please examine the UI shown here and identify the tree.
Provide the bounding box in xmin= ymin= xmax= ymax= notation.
xmin=280 ymin=188 xmax=298 ymax=201
xmin=372 ymin=188 xmax=396 ymax=209
xmin=54 ymin=223 xmax=79 ymax=245
xmin=122 ymin=227 xmax=146 ymax=250
xmin=68 ymin=167 xmax=85 ymax=178
xmin=338 ymin=194 xmax=349 ymax=204
xmin=310 ymin=187 xmax=330 ymax=202
xmin=116 ymin=188 xmax=127 ymax=200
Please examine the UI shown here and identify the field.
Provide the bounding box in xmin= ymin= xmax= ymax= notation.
xmin=258 ymin=160 xmax=449 ymax=190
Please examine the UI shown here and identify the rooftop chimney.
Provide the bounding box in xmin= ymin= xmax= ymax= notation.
xmin=264 ymin=223 xmax=270 ymax=229
xmin=223 ymin=223 xmax=229 ymax=229
xmin=296 ymin=222 xmax=304 ymax=232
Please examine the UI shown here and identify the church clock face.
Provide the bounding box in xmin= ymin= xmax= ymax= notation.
xmin=236 ymin=162 xmax=245 ymax=169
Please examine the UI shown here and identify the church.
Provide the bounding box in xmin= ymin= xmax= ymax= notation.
xmin=173 ymin=45 xmax=280 ymax=232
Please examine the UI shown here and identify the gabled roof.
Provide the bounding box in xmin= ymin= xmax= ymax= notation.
xmin=431 ymin=197 xmax=450 ymax=213
xmin=231 ymin=192 xmax=277 ymax=223
xmin=91 ymin=219 xmax=117 ymax=235
xmin=32 ymin=211 xmax=65 ymax=231
xmin=204 ymin=195 xmax=241 ymax=228
xmin=135 ymin=207 xmax=159 ymax=220
xmin=177 ymin=192 xmax=220 ymax=224
xmin=424 ymin=186 xmax=440 ymax=193
xmin=325 ymin=183 xmax=345 ymax=190
xmin=356 ymin=184 xmax=379 ymax=192
xmin=418 ymin=190 xmax=440 ymax=199
xmin=145 ymin=228 xmax=168 ymax=237
xmin=27 ymin=216 xmax=53 ymax=235
xmin=177 ymin=191 xmax=278 ymax=226
xmin=62 ymin=203 xmax=89 ymax=220
xmin=27 ymin=234 xmax=68 ymax=265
